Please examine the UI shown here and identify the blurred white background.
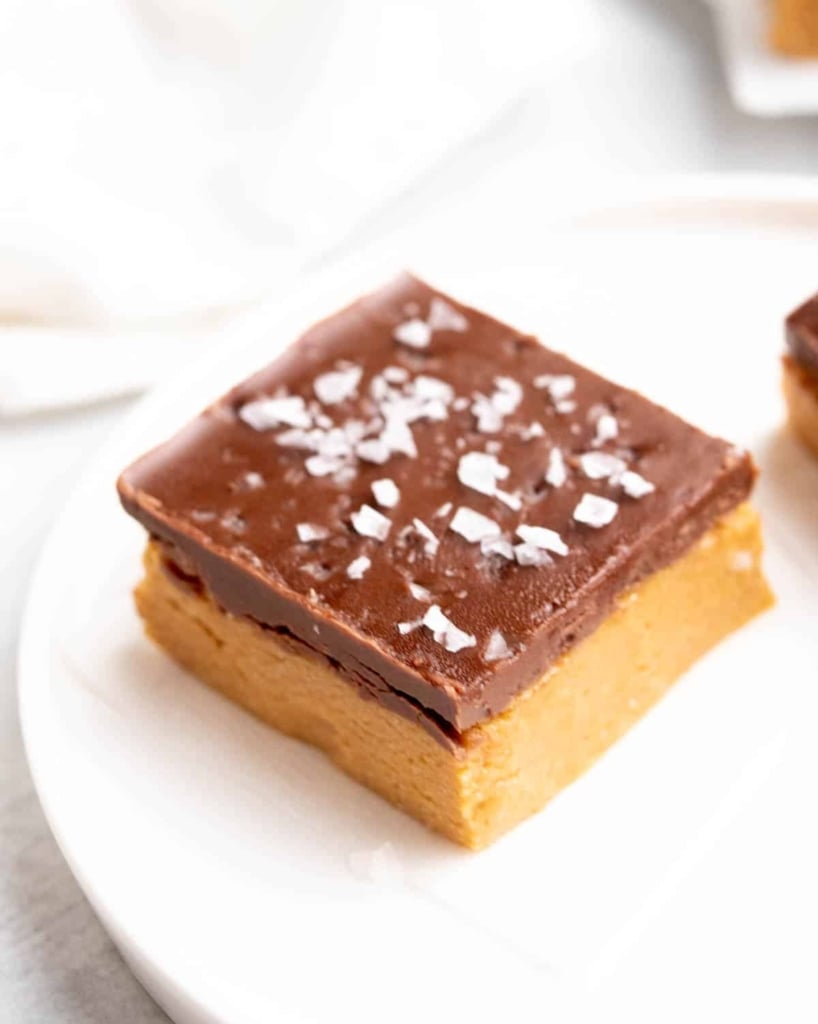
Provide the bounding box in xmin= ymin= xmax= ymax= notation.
xmin=2 ymin=1 xmax=818 ymax=1020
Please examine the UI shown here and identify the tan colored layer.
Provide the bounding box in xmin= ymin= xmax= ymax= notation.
xmin=770 ymin=0 xmax=818 ymax=56
xmin=783 ymin=354 xmax=818 ymax=456
xmin=135 ymin=503 xmax=773 ymax=849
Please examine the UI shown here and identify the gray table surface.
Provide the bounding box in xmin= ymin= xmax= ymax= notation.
xmin=4 ymin=1 xmax=818 ymax=1020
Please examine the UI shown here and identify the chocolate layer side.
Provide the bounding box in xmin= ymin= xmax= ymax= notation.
xmin=786 ymin=293 xmax=818 ymax=374
xmin=154 ymin=537 xmax=462 ymax=750
xmin=119 ymin=274 xmax=755 ymax=740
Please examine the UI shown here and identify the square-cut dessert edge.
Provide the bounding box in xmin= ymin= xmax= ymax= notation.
xmin=135 ymin=502 xmax=771 ymax=849
xmin=784 ymin=292 xmax=818 ymax=455
xmin=783 ymin=355 xmax=818 ymax=456
xmin=118 ymin=273 xmax=774 ymax=847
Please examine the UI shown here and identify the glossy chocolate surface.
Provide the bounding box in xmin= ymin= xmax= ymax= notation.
xmin=786 ymin=293 xmax=818 ymax=374
xmin=119 ymin=274 xmax=755 ymax=744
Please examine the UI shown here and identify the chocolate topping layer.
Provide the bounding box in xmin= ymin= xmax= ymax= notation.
xmin=786 ymin=293 xmax=818 ymax=374
xmin=119 ymin=274 xmax=755 ymax=744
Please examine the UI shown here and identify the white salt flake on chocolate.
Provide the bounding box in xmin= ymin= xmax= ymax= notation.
xmin=480 ymin=535 xmax=514 ymax=560
xmin=346 ymin=555 xmax=371 ymax=580
xmin=495 ymin=489 xmax=522 ymax=511
xmin=393 ymin=318 xmax=432 ymax=349
xmin=383 ymin=365 xmax=409 ymax=383
xmin=381 ymin=415 xmax=418 ymax=458
xmin=242 ymin=471 xmax=264 ymax=489
xmin=306 ymin=454 xmax=347 ymax=477
xmin=355 ymin=438 xmax=391 ymax=465
xmin=618 ymin=470 xmax=655 ymax=498
xmin=370 ymin=375 xmax=393 ymax=403
xmin=239 ymin=395 xmax=311 ymax=431
xmin=513 ymin=543 xmax=553 ymax=567
xmin=351 ymin=504 xmax=391 ymax=541
xmin=535 ymin=374 xmax=575 ymax=401
xmin=449 ymin=507 xmax=501 ymax=543
xmin=372 ymin=478 xmax=400 ymax=508
xmin=397 ymin=620 xmax=421 ymax=635
xmin=457 ymin=451 xmax=510 ymax=496
xmin=453 ymin=396 xmax=470 ymax=412
xmin=592 ymin=413 xmax=619 ymax=448
xmin=313 ymin=365 xmax=363 ymax=406
xmin=555 ymin=399 xmax=577 ymax=415
xmin=427 ymin=297 xmax=468 ymax=332
xmin=485 ymin=630 xmax=512 ymax=663
xmin=471 ymin=393 xmax=503 ymax=434
xmin=545 ymin=447 xmax=567 ymax=488
xmin=277 ymin=427 xmax=316 ymax=449
xmin=414 ymin=375 xmax=454 ymax=403
xmin=492 ymin=376 xmax=523 ymax=415
xmin=579 ymin=451 xmax=627 ymax=480
xmin=434 ymin=501 xmax=453 ymax=518
xmin=521 ymin=421 xmax=545 ymax=440
xmin=297 ymin=522 xmax=329 ymax=543
xmin=408 ymin=581 xmax=432 ymax=602
xmin=422 ymin=605 xmax=476 ymax=653
xmin=412 ymin=518 xmax=440 ymax=556
xmin=516 ymin=524 xmax=568 ymax=556
xmin=573 ymin=493 xmax=619 ymax=528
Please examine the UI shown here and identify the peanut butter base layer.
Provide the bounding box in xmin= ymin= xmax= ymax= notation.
xmin=135 ymin=503 xmax=772 ymax=850
xmin=783 ymin=354 xmax=818 ymax=456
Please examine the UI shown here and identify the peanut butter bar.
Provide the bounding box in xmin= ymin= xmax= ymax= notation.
xmin=783 ymin=293 xmax=818 ymax=456
xmin=118 ymin=274 xmax=773 ymax=848
xmin=770 ymin=0 xmax=818 ymax=56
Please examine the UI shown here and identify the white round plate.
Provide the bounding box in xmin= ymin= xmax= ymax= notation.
xmin=20 ymin=181 xmax=818 ymax=1024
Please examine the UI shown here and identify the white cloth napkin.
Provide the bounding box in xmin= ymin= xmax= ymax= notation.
xmin=0 ymin=0 xmax=601 ymax=415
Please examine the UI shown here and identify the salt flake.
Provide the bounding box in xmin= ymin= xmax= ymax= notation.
xmin=239 ymin=395 xmax=311 ymax=431
xmin=516 ymin=524 xmax=568 ymax=556
xmin=618 ymin=470 xmax=655 ymax=499
xmin=351 ymin=504 xmax=391 ymax=541
xmin=412 ymin=518 xmax=440 ymax=556
xmin=573 ymin=493 xmax=618 ymax=528
xmin=408 ymin=581 xmax=432 ymax=603
xmin=535 ymin=374 xmax=575 ymax=401
xmin=485 ymin=630 xmax=512 ymax=663
xmin=428 ymin=297 xmax=468 ymax=332
xmin=457 ymin=451 xmax=509 ymax=496
xmin=394 ymin=318 xmax=432 ymax=349
xmin=480 ymin=536 xmax=514 ymax=560
xmin=297 ymin=523 xmax=329 ymax=543
xmin=449 ymin=507 xmax=501 ymax=543
xmin=242 ymin=471 xmax=264 ymax=489
xmin=579 ymin=451 xmax=627 ymax=480
xmin=355 ymin=438 xmax=391 ymax=465
xmin=313 ymin=365 xmax=363 ymax=406
xmin=372 ymin=478 xmax=400 ymax=508
xmin=346 ymin=555 xmax=371 ymax=580
xmin=513 ymin=543 xmax=553 ymax=567
xmin=422 ymin=605 xmax=476 ymax=653
xmin=495 ymin=489 xmax=522 ymax=511
xmin=592 ymin=413 xmax=619 ymax=448
xmin=414 ymin=375 xmax=454 ymax=403
xmin=545 ymin=447 xmax=567 ymax=488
